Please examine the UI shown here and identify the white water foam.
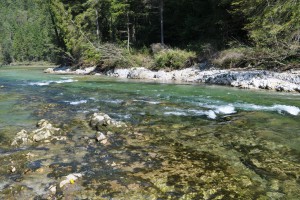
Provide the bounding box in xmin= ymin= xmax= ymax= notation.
xmin=214 ymin=105 xmax=236 ymax=114
xmin=29 ymin=79 xmax=76 ymax=86
xmin=272 ymin=105 xmax=300 ymax=116
xmin=236 ymin=103 xmax=300 ymax=116
xmin=101 ymin=99 xmax=124 ymax=104
xmin=65 ymin=100 xmax=88 ymax=105
xmin=29 ymin=79 xmax=75 ymax=86
xmin=164 ymin=111 xmax=187 ymax=116
xmin=29 ymin=82 xmax=51 ymax=86
xmin=200 ymin=101 xmax=299 ymax=117
xmin=164 ymin=109 xmax=218 ymax=119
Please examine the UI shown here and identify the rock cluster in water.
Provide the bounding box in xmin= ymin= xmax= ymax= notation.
xmin=11 ymin=119 xmax=63 ymax=146
xmin=1 ymin=112 xmax=300 ymax=199
xmin=45 ymin=66 xmax=300 ymax=92
xmin=89 ymin=112 xmax=127 ymax=130
xmin=44 ymin=66 xmax=96 ymax=75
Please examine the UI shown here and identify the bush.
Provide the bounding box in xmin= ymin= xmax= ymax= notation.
xmin=152 ymin=48 xmax=196 ymax=70
xmin=213 ymin=44 xmax=300 ymax=70
xmin=126 ymin=53 xmax=153 ymax=68
xmin=82 ymin=47 xmax=102 ymax=65
xmin=213 ymin=48 xmax=246 ymax=68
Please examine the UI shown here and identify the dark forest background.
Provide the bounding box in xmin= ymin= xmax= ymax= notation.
xmin=0 ymin=0 xmax=299 ymax=70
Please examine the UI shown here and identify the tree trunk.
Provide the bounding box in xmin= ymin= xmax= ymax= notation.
xmin=266 ymin=0 xmax=279 ymax=48
xmin=160 ymin=0 xmax=164 ymax=45
xmin=127 ymin=12 xmax=130 ymax=51
xmin=48 ymin=0 xmax=67 ymax=51
xmin=132 ymin=17 xmax=136 ymax=43
xmin=95 ymin=8 xmax=101 ymax=42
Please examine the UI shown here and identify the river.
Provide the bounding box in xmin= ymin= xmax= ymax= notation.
xmin=0 ymin=66 xmax=300 ymax=199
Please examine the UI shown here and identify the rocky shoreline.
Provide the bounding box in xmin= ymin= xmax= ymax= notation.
xmin=3 ymin=111 xmax=300 ymax=199
xmin=45 ymin=66 xmax=300 ymax=93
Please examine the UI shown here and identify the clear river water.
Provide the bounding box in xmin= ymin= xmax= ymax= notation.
xmin=0 ymin=66 xmax=300 ymax=199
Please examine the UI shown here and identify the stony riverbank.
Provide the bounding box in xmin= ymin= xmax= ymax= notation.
xmin=2 ymin=111 xmax=300 ymax=199
xmin=45 ymin=66 xmax=300 ymax=93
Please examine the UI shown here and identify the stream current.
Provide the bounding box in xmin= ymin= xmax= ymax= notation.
xmin=0 ymin=66 xmax=300 ymax=199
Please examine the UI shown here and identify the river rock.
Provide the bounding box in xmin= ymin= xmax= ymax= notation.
xmin=44 ymin=66 xmax=96 ymax=75
xmin=89 ymin=113 xmax=127 ymax=130
xmin=49 ymin=185 xmax=57 ymax=194
xmin=44 ymin=68 xmax=55 ymax=73
xmin=32 ymin=119 xmax=61 ymax=142
xmin=59 ymin=173 xmax=83 ymax=188
xmin=96 ymin=131 xmax=109 ymax=145
xmin=10 ymin=166 xmax=16 ymax=173
xmin=96 ymin=131 xmax=107 ymax=141
xmin=11 ymin=129 xmax=32 ymax=146
xmin=11 ymin=120 xmax=61 ymax=146
xmin=47 ymin=64 xmax=300 ymax=93
xmin=107 ymin=68 xmax=300 ymax=93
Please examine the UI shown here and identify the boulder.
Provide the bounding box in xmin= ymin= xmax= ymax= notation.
xmin=11 ymin=119 xmax=62 ymax=146
xmin=44 ymin=68 xmax=54 ymax=73
xmin=89 ymin=113 xmax=127 ymax=130
xmin=32 ymin=119 xmax=61 ymax=142
xmin=96 ymin=131 xmax=107 ymax=142
xmin=96 ymin=131 xmax=109 ymax=145
xmin=11 ymin=129 xmax=32 ymax=146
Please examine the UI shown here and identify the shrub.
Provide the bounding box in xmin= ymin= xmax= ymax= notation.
xmin=82 ymin=47 xmax=102 ymax=65
xmin=213 ymin=48 xmax=246 ymax=68
xmin=126 ymin=52 xmax=154 ymax=69
xmin=152 ymin=48 xmax=196 ymax=70
xmin=213 ymin=44 xmax=300 ymax=70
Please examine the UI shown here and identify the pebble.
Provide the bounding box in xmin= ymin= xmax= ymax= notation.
xmin=10 ymin=166 xmax=16 ymax=173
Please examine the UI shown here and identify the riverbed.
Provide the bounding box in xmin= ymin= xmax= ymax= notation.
xmin=0 ymin=66 xmax=300 ymax=199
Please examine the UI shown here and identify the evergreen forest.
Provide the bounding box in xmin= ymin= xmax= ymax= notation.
xmin=0 ymin=0 xmax=299 ymax=70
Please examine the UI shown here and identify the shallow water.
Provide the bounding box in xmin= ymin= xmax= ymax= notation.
xmin=0 ymin=66 xmax=300 ymax=199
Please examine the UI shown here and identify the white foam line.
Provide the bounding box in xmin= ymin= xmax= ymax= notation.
xmin=65 ymin=100 xmax=88 ymax=105
xmin=29 ymin=79 xmax=76 ymax=86
xmin=235 ymin=103 xmax=300 ymax=116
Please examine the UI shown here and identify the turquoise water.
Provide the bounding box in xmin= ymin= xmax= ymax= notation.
xmin=0 ymin=66 xmax=300 ymax=199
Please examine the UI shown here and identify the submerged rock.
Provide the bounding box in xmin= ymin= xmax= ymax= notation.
xmin=10 ymin=166 xmax=16 ymax=173
xmin=59 ymin=173 xmax=83 ymax=188
xmin=96 ymin=131 xmax=106 ymax=141
xmin=48 ymin=185 xmax=57 ymax=194
xmin=89 ymin=113 xmax=127 ymax=130
xmin=96 ymin=131 xmax=109 ymax=145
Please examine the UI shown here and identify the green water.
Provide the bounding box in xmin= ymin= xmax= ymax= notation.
xmin=0 ymin=66 xmax=300 ymax=199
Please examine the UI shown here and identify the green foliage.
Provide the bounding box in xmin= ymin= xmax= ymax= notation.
xmin=229 ymin=0 xmax=300 ymax=69
xmin=82 ymin=47 xmax=102 ymax=65
xmin=153 ymin=49 xmax=196 ymax=70
xmin=1 ymin=0 xmax=299 ymax=69
xmin=0 ymin=46 xmax=3 ymax=65
xmin=232 ymin=0 xmax=300 ymax=48
xmin=0 ymin=0 xmax=56 ymax=64
xmin=127 ymin=52 xmax=154 ymax=69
